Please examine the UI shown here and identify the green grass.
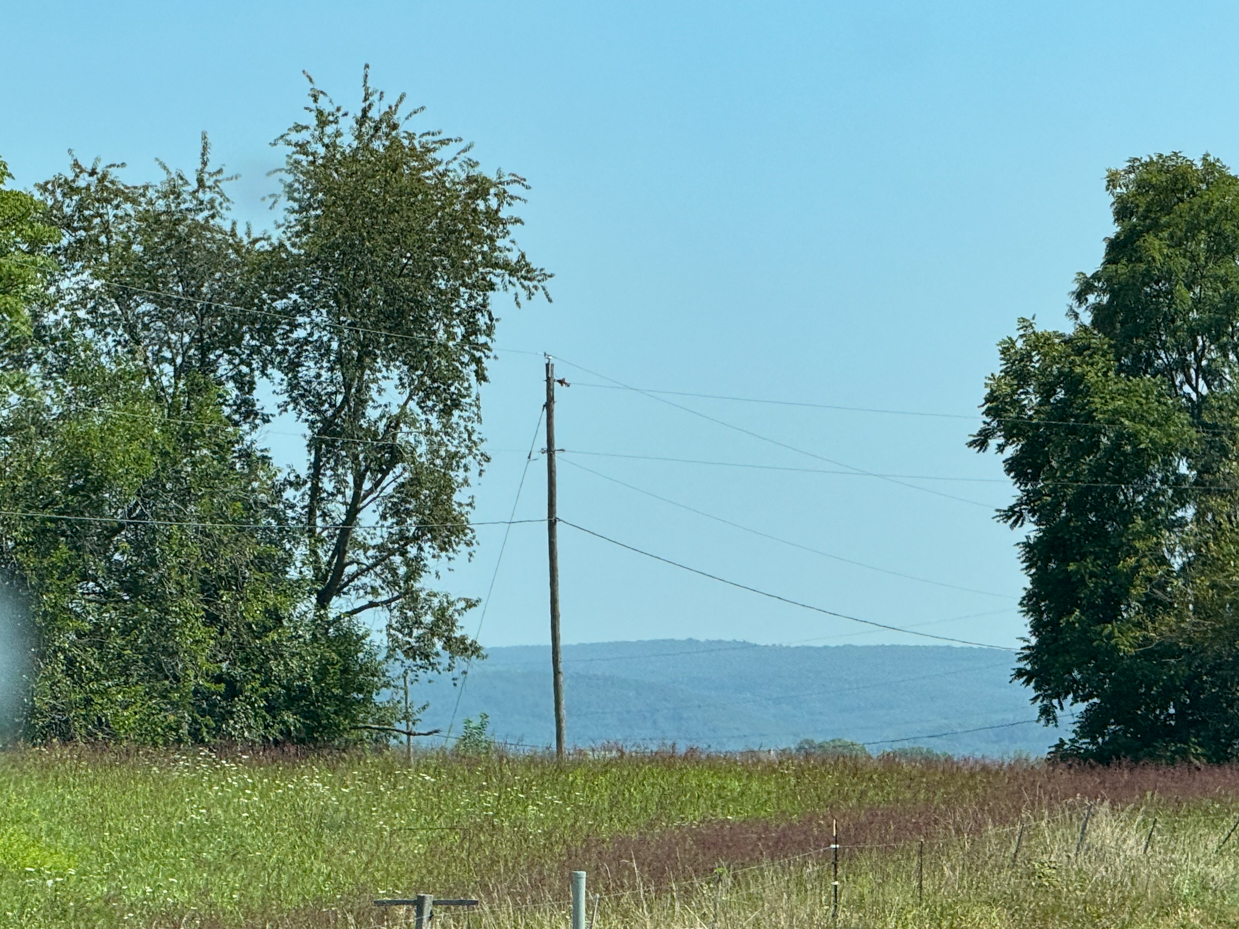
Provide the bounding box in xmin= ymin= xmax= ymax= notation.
xmin=2 ymin=746 xmax=1239 ymax=927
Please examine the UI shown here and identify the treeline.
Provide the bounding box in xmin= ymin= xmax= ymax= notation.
xmin=0 ymin=71 xmax=548 ymax=745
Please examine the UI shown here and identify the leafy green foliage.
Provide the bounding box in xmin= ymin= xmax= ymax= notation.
xmin=881 ymin=746 xmax=951 ymax=762
xmin=795 ymin=738 xmax=870 ymax=758
xmin=0 ymin=158 xmax=57 ymax=357
xmin=267 ymin=69 xmax=548 ymax=673
xmin=455 ymin=712 xmax=494 ymax=755
xmin=0 ymin=69 xmax=546 ymax=745
xmin=974 ymin=153 xmax=1239 ymax=761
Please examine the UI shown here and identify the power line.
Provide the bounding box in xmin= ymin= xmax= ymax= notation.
xmin=431 ymin=707 xmax=1073 ymax=755
xmin=0 ymin=508 xmax=542 ymax=534
xmin=443 ymin=405 xmax=546 ymax=745
xmin=550 ymin=355 xmax=993 ymax=508
xmin=3 ymin=395 xmax=547 ymax=455
xmin=795 ymin=608 xmax=1020 ymax=644
xmin=3 ymin=397 xmax=418 ymax=450
xmin=98 ymin=281 xmax=545 ymax=356
xmin=459 ymin=716 xmax=1053 ymax=754
xmin=862 ymin=716 xmax=1063 ymax=747
xmin=607 ymin=710 xmax=1070 ymax=752
xmin=571 ymin=382 xmax=980 ymax=420
xmin=563 ymin=449 xmax=1009 ymax=483
xmin=560 ymin=457 xmax=1015 ymax=599
xmin=558 ymin=519 xmax=1018 ymax=651
xmin=571 ymin=381 xmax=1233 ymax=436
xmin=561 ymin=449 xmax=1239 ymax=495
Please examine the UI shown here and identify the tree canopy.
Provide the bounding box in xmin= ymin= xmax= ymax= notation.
xmin=973 ymin=153 xmax=1239 ymax=762
xmin=0 ymin=72 xmax=547 ymax=744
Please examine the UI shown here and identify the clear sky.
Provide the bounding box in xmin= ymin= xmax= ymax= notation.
xmin=4 ymin=1 xmax=1238 ymax=654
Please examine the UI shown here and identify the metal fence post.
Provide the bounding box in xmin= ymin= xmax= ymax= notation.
xmin=1217 ymin=815 xmax=1239 ymax=853
xmin=572 ymin=871 xmax=586 ymax=929
xmin=414 ymin=894 xmax=434 ymax=929
xmin=917 ymin=839 xmax=924 ymax=904
xmin=831 ymin=819 xmax=839 ymax=921
xmin=1011 ymin=822 xmax=1025 ymax=866
xmin=1075 ymin=804 xmax=1093 ymax=858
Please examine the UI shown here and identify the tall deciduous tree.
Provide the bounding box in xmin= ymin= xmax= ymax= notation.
xmin=973 ymin=153 xmax=1239 ymax=761
xmin=0 ymin=70 xmax=547 ymax=744
xmin=3 ymin=144 xmax=386 ymax=744
xmin=267 ymin=70 xmax=549 ymax=675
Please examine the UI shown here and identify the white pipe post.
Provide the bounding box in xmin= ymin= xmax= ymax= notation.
xmin=572 ymin=871 xmax=587 ymax=929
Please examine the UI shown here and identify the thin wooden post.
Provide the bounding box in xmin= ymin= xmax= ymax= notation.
xmin=917 ymin=839 xmax=924 ymax=904
xmin=1011 ymin=822 xmax=1026 ymax=866
xmin=414 ymin=894 xmax=434 ymax=929
xmin=403 ymin=668 xmax=412 ymax=764
xmin=572 ymin=871 xmax=586 ymax=929
xmin=546 ymin=359 xmax=566 ymax=758
xmin=831 ymin=819 xmax=839 ymax=921
xmin=711 ymin=871 xmax=723 ymax=929
xmin=1144 ymin=817 xmax=1157 ymax=855
xmin=1075 ymin=803 xmax=1093 ymax=857
xmin=1216 ymin=815 xmax=1239 ymax=853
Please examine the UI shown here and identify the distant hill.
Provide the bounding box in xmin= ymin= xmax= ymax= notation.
xmin=412 ymin=641 xmax=1062 ymax=758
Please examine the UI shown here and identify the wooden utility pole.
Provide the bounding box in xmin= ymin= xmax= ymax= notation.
xmin=546 ymin=358 xmax=566 ymax=757
xmin=403 ymin=669 xmax=412 ymax=764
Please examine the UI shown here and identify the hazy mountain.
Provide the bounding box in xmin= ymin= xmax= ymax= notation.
xmin=412 ymin=641 xmax=1062 ymax=757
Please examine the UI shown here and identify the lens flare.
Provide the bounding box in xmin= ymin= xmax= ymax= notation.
xmin=0 ymin=576 xmax=31 ymax=741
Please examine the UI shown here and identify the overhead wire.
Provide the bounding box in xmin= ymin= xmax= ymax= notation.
xmin=0 ymin=508 xmax=542 ymax=534
xmin=432 ymin=714 xmax=1051 ymax=753
xmin=570 ymin=381 xmax=1235 ymax=436
xmin=570 ymin=382 xmax=981 ymax=419
xmin=97 ymin=281 xmax=545 ymax=356
xmin=14 ymin=285 xmax=1061 ymax=756
xmin=442 ymin=405 xmax=546 ymax=745
xmin=2 ymin=397 xmax=426 ymax=451
xmin=11 ymin=288 xmax=1051 ymax=744
xmin=550 ymin=355 xmax=993 ymax=508
xmin=561 ymin=450 xmax=1239 ymax=494
xmin=609 ymin=710 xmax=1070 ymax=752
xmin=2 ymin=394 xmax=549 ymax=457
xmin=559 ymin=456 xmax=1015 ymax=599
xmin=558 ymin=519 xmax=1018 ymax=651
xmin=562 ymin=449 xmax=1009 ymax=483
xmin=863 ymin=717 xmax=1051 ymax=747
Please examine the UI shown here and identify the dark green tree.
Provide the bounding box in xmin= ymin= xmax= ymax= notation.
xmin=15 ymin=141 xmax=379 ymax=744
xmin=973 ymin=153 xmax=1239 ymax=761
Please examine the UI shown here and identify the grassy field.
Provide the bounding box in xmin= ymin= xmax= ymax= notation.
xmin=4 ymin=747 xmax=1239 ymax=928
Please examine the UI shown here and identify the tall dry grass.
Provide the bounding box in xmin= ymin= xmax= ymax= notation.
xmin=4 ymin=746 xmax=1239 ymax=927
xmin=471 ymin=803 xmax=1239 ymax=929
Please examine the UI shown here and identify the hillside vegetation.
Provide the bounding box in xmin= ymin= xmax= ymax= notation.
xmin=5 ymin=748 xmax=1239 ymax=928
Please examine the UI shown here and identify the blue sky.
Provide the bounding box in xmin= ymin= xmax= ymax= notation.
xmin=4 ymin=1 xmax=1239 ymax=653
